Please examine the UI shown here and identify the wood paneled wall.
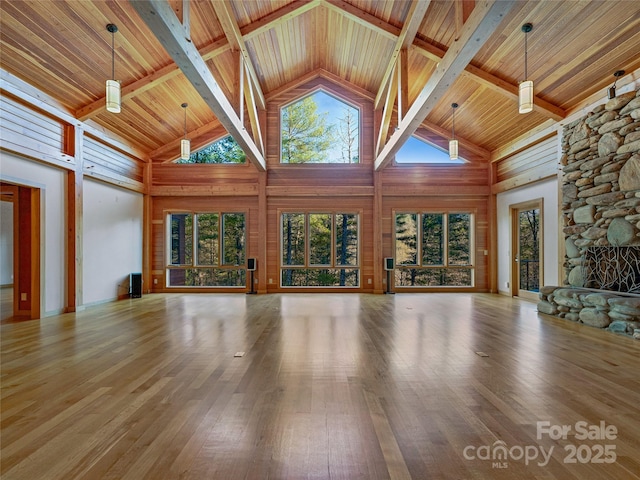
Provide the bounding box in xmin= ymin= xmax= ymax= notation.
xmin=83 ymin=136 xmax=145 ymax=192
xmin=0 ymin=93 xmax=72 ymax=167
xmin=492 ymin=135 xmax=559 ymax=193
xmin=150 ymin=76 xmax=493 ymax=294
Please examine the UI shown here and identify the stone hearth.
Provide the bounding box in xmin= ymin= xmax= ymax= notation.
xmin=537 ymin=88 xmax=640 ymax=339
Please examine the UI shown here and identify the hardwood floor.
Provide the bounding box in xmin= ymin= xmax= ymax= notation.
xmin=1 ymin=293 xmax=639 ymax=480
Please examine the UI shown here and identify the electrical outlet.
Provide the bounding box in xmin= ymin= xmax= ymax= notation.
xmin=269 ymin=278 xmax=273 ymax=284
xmin=153 ymin=278 xmax=158 ymax=284
xmin=21 ymin=292 xmax=27 ymax=301
xmin=484 ymin=250 xmax=488 ymax=255
xmin=368 ymin=278 xmax=372 ymax=284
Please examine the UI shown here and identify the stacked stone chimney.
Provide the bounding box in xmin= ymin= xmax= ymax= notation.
xmin=537 ymin=88 xmax=640 ymax=339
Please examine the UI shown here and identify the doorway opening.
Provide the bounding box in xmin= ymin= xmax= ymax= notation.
xmin=510 ymin=199 xmax=543 ymax=301
xmin=0 ymin=181 xmax=40 ymax=322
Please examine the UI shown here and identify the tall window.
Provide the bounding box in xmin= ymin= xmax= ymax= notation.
xmin=395 ymin=212 xmax=474 ymax=287
xmin=280 ymin=90 xmax=360 ymax=164
xmin=281 ymin=212 xmax=359 ymax=287
xmin=168 ymin=212 xmax=246 ymax=287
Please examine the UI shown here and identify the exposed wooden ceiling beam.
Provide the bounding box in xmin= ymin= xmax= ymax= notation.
xmin=211 ymin=0 xmax=266 ymax=111
xmin=376 ymin=63 xmax=398 ymax=156
xmin=419 ymin=120 xmax=490 ymax=161
xmin=490 ymin=119 xmax=557 ymax=162
xmin=153 ymin=122 xmax=228 ymax=162
xmin=76 ymin=38 xmax=231 ymax=121
xmin=322 ymin=0 xmax=398 ymax=41
xmin=264 ymin=68 xmax=375 ymax=102
xmin=242 ymin=0 xmax=322 ymax=41
xmin=322 ymin=0 xmax=565 ymax=122
xmin=131 ymin=0 xmax=265 ymax=171
xmin=374 ymin=0 xmax=431 ymax=110
xmin=454 ymin=0 xmax=476 ymax=41
xmin=1 ymin=69 xmax=149 ymax=161
xmin=413 ymin=39 xmax=565 ymax=121
xmin=374 ymin=0 xmax=517 ymax=171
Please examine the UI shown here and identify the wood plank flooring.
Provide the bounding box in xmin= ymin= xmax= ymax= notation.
xmin=1 ymin=293 xmax=639 ymax=479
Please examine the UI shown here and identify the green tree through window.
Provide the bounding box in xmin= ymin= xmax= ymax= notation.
xmin=395 ymin=212 xmax=473 ymax=287
xmin=281 ymin=90 xmax=359 ymax=163
xmin=281 ymin=212 xmax=359 ymax=287
xmin=176 ymin=136 xmax=246 ymax=164
xmin=167 ymin=212 xmax=246 ymax=287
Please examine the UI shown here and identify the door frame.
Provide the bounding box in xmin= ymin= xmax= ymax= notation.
xmin=1 ymin=182 xmax=41 ymax=319
xmin=510 ymin=198 xmax=543 ymax=301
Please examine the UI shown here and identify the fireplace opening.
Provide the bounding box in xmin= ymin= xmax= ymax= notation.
xmin=581 ymin=246 xmax=640 ymax=294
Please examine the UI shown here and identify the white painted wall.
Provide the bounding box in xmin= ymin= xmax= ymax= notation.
xmin=0 ymin=151 xmax=66 ymax=314
xmin=0 ymin=201 xmax=13 ymax=285
xmin=496 ymin=177 xmax=560 ymax=295
xmin=82 ymin=178 xmax=143 ymax=305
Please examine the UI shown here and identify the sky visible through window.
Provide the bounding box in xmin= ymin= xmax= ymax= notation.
xmin=308 ymin=90 xmax=359 ymax=163
xmin=395 ymin=135 xmax=465 ymax=164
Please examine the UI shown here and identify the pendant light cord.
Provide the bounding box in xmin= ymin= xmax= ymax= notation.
xmin=111 ymin=29 xmax=115 ymax=80
xmin=182 ymin=103 xmax=188 ymax=139
xmin=451 ymin=103 xmax=458 ymax=139
xmin=524 ymin=29 xmax=528 ymax=80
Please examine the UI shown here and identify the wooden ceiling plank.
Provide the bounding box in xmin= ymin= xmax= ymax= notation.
xmin=241 ymin=0 xmax=322 ymax=41
xmin=130 ymin=0 xmax=265 ymax=171
xmin=76 ymin=37 xmax=231 ymax=121
xmin=373 ymin=0 xmax=431 ymax=110
xmin=490 ymin=119 xmax=558 ymax=162
xmin=264 ymin=68 xmax=375 ymax=102
xmin=374 ymin=0 xmax=517 ymax=171
xmin=211 ymin=0 xmax=266 ymax=110
xmin=462 ymin=64 xmax=565 ymax=121
xmin=322 ymin=0 xmax=399 ymax=41
xmin=153 ymin=122 xmax=228 ymax=161
xmin=418 ymin=120 xmax=490 ymax=161
xmin=413 ymin=39 xmax=565 ymax=121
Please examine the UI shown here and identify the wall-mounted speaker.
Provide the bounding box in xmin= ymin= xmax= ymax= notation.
xmin=130 ymin=272 xmax=142 ymax=298
xmin=247 ymin=258 xmax=256 ymax=271
xmin=384 ymin=257 xmax=394 ymax=271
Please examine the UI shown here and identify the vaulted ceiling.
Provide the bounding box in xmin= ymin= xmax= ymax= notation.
xmin=2 ymin=0 xmax=640 ymax=168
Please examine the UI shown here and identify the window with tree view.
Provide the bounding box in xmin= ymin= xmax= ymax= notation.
xmin=281 ymin=90 xmax=359 ymax=163
xmin=175 ymin=135 xmax=246 ymax=164
xmin=281 ymin=213 xmax=359 ymax=287
xmin=395 ymin=212 xmax=473 ymax=287
xmin=168 ymin=212 xmax=246 ymax=287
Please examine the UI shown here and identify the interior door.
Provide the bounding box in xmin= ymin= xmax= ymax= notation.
xmin=511 ymin=200 xmax=543 ymax=301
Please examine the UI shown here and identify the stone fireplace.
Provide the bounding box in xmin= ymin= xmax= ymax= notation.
xmin=537 ymin=88 xmax=640 ymax=339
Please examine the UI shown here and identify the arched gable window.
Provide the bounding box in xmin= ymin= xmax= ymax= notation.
xmin=280 ymin=90 xmax=360 ymax=164
xmin=175 ymin=135 xmax=246 ymax=164
xmin=395 ymin=135 xmax=465 ymax=164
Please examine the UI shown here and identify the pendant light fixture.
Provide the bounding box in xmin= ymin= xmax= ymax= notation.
xmin=105 ymin=24 xmax=120 ymax=113
xmin=519 ymin=23 xmax=534 ymax=114
xmin=607 ymin=70 xmax=625 ymax=99
xmin=180 ymin=103 xmax=190 ymax=160
xmin=449 ymin=103 xmax=459 ymax=160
